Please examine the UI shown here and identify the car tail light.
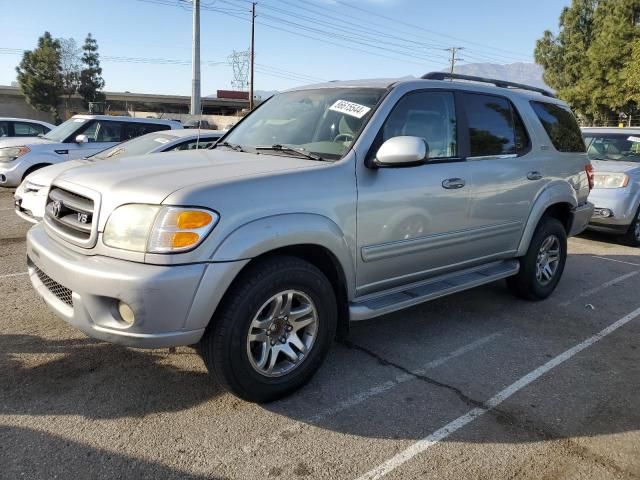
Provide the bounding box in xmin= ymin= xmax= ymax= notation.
xmin=585 ymin=164 xmax=594 ymax=190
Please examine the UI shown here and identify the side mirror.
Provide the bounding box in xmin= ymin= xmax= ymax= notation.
xmin=375 ymin=136 xmax=428 ymax=167
xmin=75 ymin=134 xmax=89 ymax=144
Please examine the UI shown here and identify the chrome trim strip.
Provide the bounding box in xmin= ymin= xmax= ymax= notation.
xmin=361 ymin=220 xmax=522 ymax=263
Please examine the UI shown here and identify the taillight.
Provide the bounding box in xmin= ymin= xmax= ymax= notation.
xmin=585 ymin=163 xmax=594 ymax=190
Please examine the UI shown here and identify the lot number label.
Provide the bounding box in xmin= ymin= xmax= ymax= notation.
xmin=329 ymin=100 xmax=371 ymax=119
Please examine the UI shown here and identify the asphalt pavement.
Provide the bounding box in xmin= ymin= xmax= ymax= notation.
xmin=1 ymin=186 xmax=639 ymax=480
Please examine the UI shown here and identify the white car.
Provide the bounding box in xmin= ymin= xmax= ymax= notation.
xmin=0 ymin=115 xmax=182 ymax=188
xmin=14 ymin=129 xmax=224 ymax=223
xmin=0 ymin=117 xmax=55 ymax=138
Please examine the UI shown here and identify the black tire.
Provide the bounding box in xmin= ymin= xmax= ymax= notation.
xmin=199 ymin=255 xmax=337 ymax=403
xmin=621 ymin=205 xmax=640 ymax=247
xmin=507 ymin=216 xmax=567 ymax=300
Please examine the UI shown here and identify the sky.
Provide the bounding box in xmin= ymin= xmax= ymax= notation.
xmin=0 ymin=0 xmax=571 ymax=96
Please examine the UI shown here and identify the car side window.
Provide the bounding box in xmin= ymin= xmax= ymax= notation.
xmin=122 ymin=123 xmax=171 ymax=141
xmin=170 ymin=137 xmax=219 ymax=151
xmin=0 ymin=121 xmax=8 ymax=137
xmin=14 ymin=122 xmax=44 ymax=137
xmin=381 ymin=91 xmax=457 ymax=159
xmin=464 ymin=93 xmax=525 ymax=157
xmin=80 ymin=120 xmax=122 ymax=142
xmin=530 ymin=101 xmax=586 ymax=153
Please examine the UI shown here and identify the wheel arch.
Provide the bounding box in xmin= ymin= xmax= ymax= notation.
xmin=22 ymin=163 xmax=52 ymax=181
xmin=207 ymin=214 xmax=355 ymax=338
xmin=517 ymin=183 xmax=577 ymax=257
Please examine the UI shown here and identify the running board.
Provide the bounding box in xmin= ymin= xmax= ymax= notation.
xmin=349 ymin=260 xmax=520 ymax=321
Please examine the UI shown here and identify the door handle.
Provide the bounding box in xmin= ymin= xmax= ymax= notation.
xmin=442 ymin=178 xmax=466 ymax=189
xmin=527 ymin=171 xmax=543 ymax=181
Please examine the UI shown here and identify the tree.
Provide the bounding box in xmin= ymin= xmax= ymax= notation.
xmin=15 ymin=32 xmax=63 ymax=123
xmin=59 ymin=38 xmax=82 ymax=114
xmin=623 ymin=38 xmax=640 ymax=108
xmin=78 ymin=34 xmax=105 ymax=109
xmin=534 ymin=0 xmax=599 ymax=122
xmin=588 ymin=0 xmax=640 ymax=123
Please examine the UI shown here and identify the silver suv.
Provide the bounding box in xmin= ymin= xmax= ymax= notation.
xmin=26 ymin=73 xmax=593 ymax=402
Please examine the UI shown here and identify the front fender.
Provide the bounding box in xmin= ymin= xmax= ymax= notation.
xmin=211 ymin=213 xmax=356 ymax=297
xmin=516 ymin=181 xmax=578 ymax=256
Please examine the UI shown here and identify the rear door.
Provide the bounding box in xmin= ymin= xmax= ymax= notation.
xmin=463 ymin=92 xmax=549 ymax=258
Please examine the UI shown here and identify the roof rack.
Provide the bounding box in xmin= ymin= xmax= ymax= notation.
xmin=421 ymin=72 xmax=556 ymax=98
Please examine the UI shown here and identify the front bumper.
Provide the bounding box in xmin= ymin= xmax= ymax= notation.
xmin=587 ymin=188 xmax=639 ymax=233
xmin=0 ymin=160 xmax=27 ymax=187
xmin=568 ymin=202 xmax=594 ymax=236
xmin=27 ymin=223 xmax=249 ymax=348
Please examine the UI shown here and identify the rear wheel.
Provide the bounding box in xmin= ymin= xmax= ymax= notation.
xmin=507 ymin=216 xmax=567 ymax=300
xmin=199 ymin=256 xmax=337 ymax=403
xmin=622 ymin=206 xmax=640 ymax=247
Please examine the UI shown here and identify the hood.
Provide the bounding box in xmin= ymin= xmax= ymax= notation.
xmin=54 ymin=149 xmax=324 ymax=207
xmin=25 ymin=159 xmax=90 ymax=187
xmin=0 ymin=137 xmax=53 ymax=148
xmin=590 ymin=159 xmax=640 ymax=174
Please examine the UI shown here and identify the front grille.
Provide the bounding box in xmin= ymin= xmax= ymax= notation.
xmin=33 ymin=264 xmax=73 ymax=307
xmin=45 ymin=187 xmax=95 ymax=246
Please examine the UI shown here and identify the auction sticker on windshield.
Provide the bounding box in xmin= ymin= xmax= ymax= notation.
xmin=329 ymin=100 xmax=371 ymax=119
xmin=628 ymin=136 xmax=640 ymax=143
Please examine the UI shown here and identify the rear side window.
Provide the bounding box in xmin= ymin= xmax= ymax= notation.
xmin=14 ymin=122 xmax=46 ymax=136
xmin=530 ymin=101 xmax=585 ymax=153
xmin=0 ymin=121 xmax=8 ymax=137
xmin=122 ymin=122 xmax=170 ymax=141
xmin=464 ymin=93 xmax=529 ymax=157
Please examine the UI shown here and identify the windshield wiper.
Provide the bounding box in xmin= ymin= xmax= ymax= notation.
xmin=216 ymin=141 xmax=245 ymax=152
xmin=255 ymin=144 xmax=325 ymax=161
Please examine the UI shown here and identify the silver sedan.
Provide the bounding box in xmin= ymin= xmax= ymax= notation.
xmin=583 ymin=127 xmax=640 ymax=246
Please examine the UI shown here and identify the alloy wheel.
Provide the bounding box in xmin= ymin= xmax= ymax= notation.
xmin=246 ymin=290 xmax=318 ymax=377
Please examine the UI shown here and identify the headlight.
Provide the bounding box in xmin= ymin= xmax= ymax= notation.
xmin=0 ymin=146 xmax=30 ymax=162
xmin=24 ymin=181 xmax=45 ymax=193
xmin=592 ymin=173 xmax=629 ymax=189
xmin=103 ymin=204 xmax=219 ymax=253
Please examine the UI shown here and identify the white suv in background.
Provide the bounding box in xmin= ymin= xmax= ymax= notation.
xmin=0 ymin=115 xmax=182 ymax=187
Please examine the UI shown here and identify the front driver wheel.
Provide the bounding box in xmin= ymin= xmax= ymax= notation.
xmin=199 ymin=256 xmax=337 ymax=402
xmin=622 ymin=206 xmax=640 ymax=247
xmin=507 ymin=216 xmax=567 ymax=300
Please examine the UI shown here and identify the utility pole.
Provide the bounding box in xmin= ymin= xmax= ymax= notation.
xmin=446 ymin=47 xmax=464 ymax=75
xmin=190 ymin=0 xmax=201 ymax=115
xmin=249 ymin=2 xmax=256 ymax=111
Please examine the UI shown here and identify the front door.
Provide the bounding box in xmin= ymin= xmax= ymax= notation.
xmin=355 ymin=90 xmax=473 ymax=295
xmin=66 ymin=120 xmax=122 ymax=159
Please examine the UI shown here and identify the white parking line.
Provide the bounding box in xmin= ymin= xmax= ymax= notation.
xmin=242 ymin=332 xmax=501 ymax=454
xmin=592 ymin=255 xmax=640 ymax=267
xmin=0 ymin=271 xmax=28 ymax=279
xmin=558 ymin=270 xmax=639 ymax=307
xmin=355 ymin=305 xmax=640 ymax=480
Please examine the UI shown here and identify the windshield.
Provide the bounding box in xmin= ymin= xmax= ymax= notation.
xmin=584 ymin=133 xmax=640 ymax=162
xmin=90 ymin=132 xmax=177 ymax=160
xmin=222 ymin=87 xmax=386 ymax=160
xmin=43 ymin=118 xmax=88 ymax=142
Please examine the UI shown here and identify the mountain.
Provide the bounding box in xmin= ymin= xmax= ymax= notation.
xmin=448 ymin=62 xmax=549 ymax=90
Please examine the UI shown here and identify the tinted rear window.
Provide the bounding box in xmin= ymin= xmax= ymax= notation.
xmin=530 ymin=101 xmax=585 ymax=153
xmin=465 ymin=93 xmax=528 ymax=157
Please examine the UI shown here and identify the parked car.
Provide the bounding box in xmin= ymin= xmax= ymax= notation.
xmin=14 ymin=129 xmax=224 ymax=223
xmin=0 ymin=115 xmax=182 ymax=187
xmin=26 ymin=73 xmax=593 ymax=402
xmin=582 ymin=127 xmax=640 ymax=245
xmin=0 ymin=117 xmax=55 ymax=138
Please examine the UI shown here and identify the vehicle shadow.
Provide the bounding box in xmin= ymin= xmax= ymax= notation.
xmin=1 ymin=425 xmax=220 ymax=479
xmin=0 ymin=334 xmax=223 ymax=419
